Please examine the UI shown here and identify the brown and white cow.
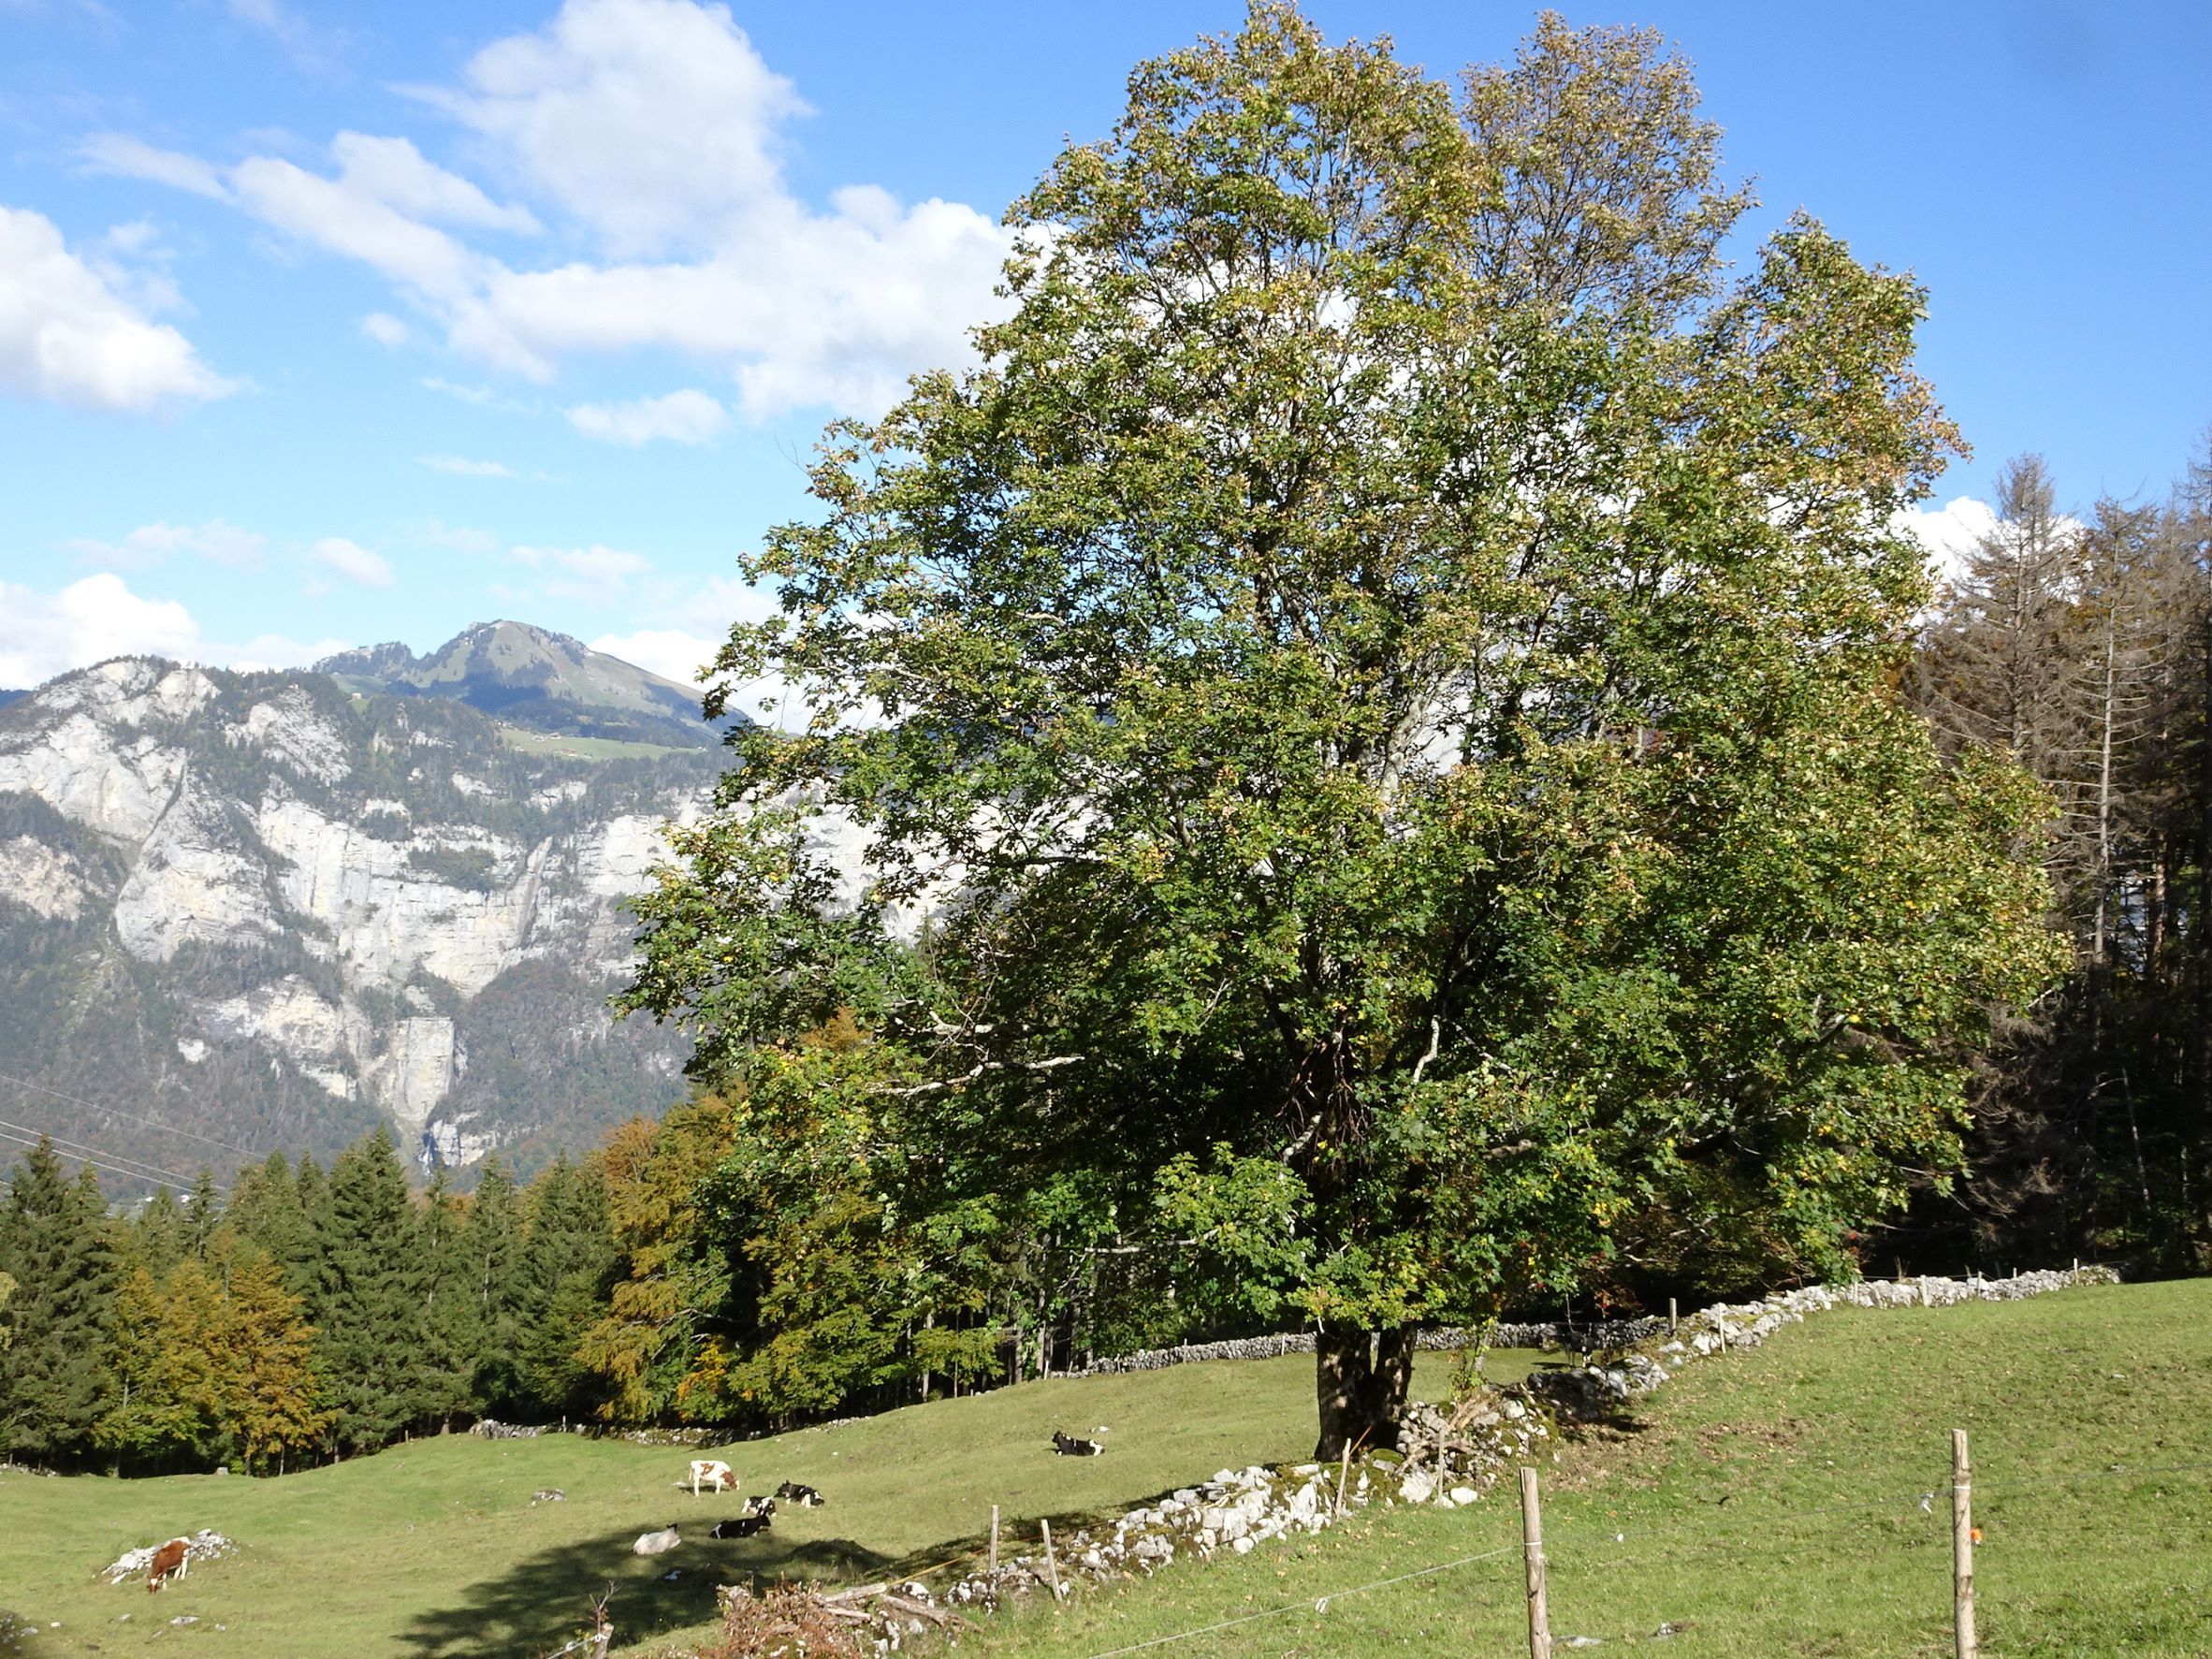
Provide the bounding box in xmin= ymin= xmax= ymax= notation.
xmin=146 ymin=1537 xmax=190 ymax=1593
xmin=687 ymin=1458 xmax=737 ymax=1497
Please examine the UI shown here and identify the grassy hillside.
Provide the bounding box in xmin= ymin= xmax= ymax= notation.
xmin=969 ymin=1280 xmax=2212 ymax=1659
xmin=2 ymin=1284 xmax=2205 ymax=1658
xmin=0 ymin=1349 xmax=1530 ymax=1658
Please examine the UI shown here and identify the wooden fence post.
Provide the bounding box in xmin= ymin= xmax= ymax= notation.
xmin=1335 ymin=1443 xmax=1352 ymax=1516
xmin=1041 ymin=1518 xmax=1064 ymax=1599
xmin=989 ymin=1505 xmax=999 ymax=1576
xmin=1520 ymin=1466 xmax=1550 ymax=1659
xmin=1667 ymin=1297 xmax=1677 ymax=1335
xmin=1952 ymin=1429 xmax=1977 ymax=1659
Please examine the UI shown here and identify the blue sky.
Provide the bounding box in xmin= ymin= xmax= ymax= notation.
xmin=2 ymin=0 xmax=2205 ymax=696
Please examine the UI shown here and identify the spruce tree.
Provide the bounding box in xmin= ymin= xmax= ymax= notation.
xmin=130 ymin=1188 xmax=188 ymax=1276
xmin=415 ymin=1170 xmax=482 ymax=1431
xmin=182 ymin=1168 xmax=224 ymax=1260
xmin=227 ymin=1152 xmax=319 ymax=1303
xmin=516 ymin=1157 xmax=617 ymax=1419
xmin=461 ymin=1159 xmax=528 ymax=1416
xmin=0 ymin=1145 xmax=121 ymax=1463
xmin=291 ymin=1156 xmax=332 ymax=1321
xmin=315 ymin=1130 xmax=425 ymax=1453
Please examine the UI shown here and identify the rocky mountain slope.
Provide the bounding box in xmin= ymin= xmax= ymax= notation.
xmin=0 ymin=628 xmax=731 ymax=1188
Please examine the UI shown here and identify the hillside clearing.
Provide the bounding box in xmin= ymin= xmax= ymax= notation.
xmin=963 ymin=1280 xmax=2211 ymax=1659
xmin=2 ymin=1284 xmax=2204 ymax=1658
xmin=0 ymin=1349 xmax=1540 ymax=1657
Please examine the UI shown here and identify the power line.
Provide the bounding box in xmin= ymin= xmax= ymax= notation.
xmin=0 ymin=1068 xmax=260 ymax=1157
xmin=0 ymin=1116 xmax=212 ymax=1194
xmin=0 ymin=1128 xmax=196 ymax=1197
xmin=0 ymin=1114 xmax=203 ymax=1186
xmin=0 ymin=1126 xmax=206 ymax=1198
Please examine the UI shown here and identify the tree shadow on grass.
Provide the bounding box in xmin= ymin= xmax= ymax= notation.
xmin=395 ymin=1529 xmax=902 ymax=1658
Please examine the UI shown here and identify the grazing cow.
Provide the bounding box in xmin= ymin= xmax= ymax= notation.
xmin=1051 ymin=1431 xmax=1103 ymax=1457
xmin=632 ymin=1523 xmax=682 ymax=1557
xmin=709 ymin=1515 xmax=771 ymax=1539
xmin=146 ymin=1537 xmax=190 ymax=1593
xmin=773 ymin=1481 xmax=823 ymax=1507
xmin=687 ymin=1458 xmax=737 ymax=1497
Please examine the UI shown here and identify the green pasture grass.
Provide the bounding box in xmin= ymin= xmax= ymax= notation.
xmin=0 ymin=1348 xmax=1551 ymax=1657
xmin=963 ymin=1280 xmax=2212 ymax=1659
xmin=495 ymin=725 xmax=684 ymax=761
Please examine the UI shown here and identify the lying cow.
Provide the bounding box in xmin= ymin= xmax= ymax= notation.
xmin=709 ymin=1515 xmax=770 ymax=1539
xmin=1052 ymin=1431 xmax=1103 ymax=1456
xmin=633 ymin=1523 xmax=682 ymax=1557
xmin=687 ymin=1458 xmax=737 ymax=1497
xmin=146 ymin=1537 xmax=190 ymax=1593
xmin=774 ymin=1481 xmax=823 ymax=1507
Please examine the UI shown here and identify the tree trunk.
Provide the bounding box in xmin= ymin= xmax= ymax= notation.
xmin=1314 ymin=1326 xmax=1416 ymax=1460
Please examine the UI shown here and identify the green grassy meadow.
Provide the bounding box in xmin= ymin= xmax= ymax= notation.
xmin=495 ymin=725 xmax=687 ymax=761
xmin=3 ymin=1285 xmax=2205 ymax=1658
xmin=0 ymin=1350 xmax=1536 ymax=1657
xmin=968 ymin=1280 xmax=2212 ymax=1659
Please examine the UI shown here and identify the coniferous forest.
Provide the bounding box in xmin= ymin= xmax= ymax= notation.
xmin=1905 ymin=443 xmax=2212 ymax=1272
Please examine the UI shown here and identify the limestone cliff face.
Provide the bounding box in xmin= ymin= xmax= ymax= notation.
xmin=0 ymin=655 xmax=721 ymax=1183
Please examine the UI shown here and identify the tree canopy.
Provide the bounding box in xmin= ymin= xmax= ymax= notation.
xmin=625 ymin=6 xmax=2058 ymax=1451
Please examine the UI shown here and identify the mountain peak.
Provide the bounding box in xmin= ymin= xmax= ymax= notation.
xmin=315 ymin=619 xmax=733 ymax=749
xmin=313 ymin=640 xmax=421 ymax=678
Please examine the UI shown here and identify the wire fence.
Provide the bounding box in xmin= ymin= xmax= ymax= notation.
xmin=968 ymin=1440 xmax=2212 ymax=1659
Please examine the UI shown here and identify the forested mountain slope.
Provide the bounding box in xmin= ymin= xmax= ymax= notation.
xmin=0 ymin=635 xmax=726 ymax=1187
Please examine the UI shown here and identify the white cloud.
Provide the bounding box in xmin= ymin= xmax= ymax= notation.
xmin=307 ymin=535 xmax=393 ymax=587
xmin=0 ymin=572 xmax=354 ymax=688
xmin=232 ymin=153 xmax=489 ymax=301
xmin=68 ymin=517 xmax=266 ymax=571
xmin=415 ymin=0 xmax=806 ymax=259
xmin=592 ymin=574 xmax=791 ymax=720
xmin=101 ymin=0 xmax=1015 ymax=416
xmin=222 ymin=633 xmax=356 ymax=672
xmin=589 ymin=627 xmax=715 ymax=684
xmin=415 ymin=518 xmax=502 ymax=554
xmin=418 ymin=454 xmax=520 ymax=477
xmin=361 ymin=311 xmax=411 ymax=347
xmin=327 ymin=132 xmax=540 ymax=234
xmin=0 ymin=574 xmax=201 ymax=685
xmin=0 ymin=205 xmax=236 ymax=412
xmin=566 ymin=386 xmax=725 ymax=445
xmin=1898 ymin=496 xmax=1999 ymax=588
xmin=229 ymin=0 xmax=305 ymax=43
xmin=512 ymin=542 xmax=651 ymax=584
xmin=80 ymin=134 xmax=233 ymax=201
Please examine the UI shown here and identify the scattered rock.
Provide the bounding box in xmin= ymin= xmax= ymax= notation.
xmin=529 ymin=1489 xmax=565 ymax=1506
xmin=102 ymin=1531 xmax=236 ymax=1586
xmin=931 ymin=1268 xmax=2111 ymax=1623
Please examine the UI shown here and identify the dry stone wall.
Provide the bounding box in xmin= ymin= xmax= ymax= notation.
xmin=939 ymin=1267 xmax=2118 ymax=1615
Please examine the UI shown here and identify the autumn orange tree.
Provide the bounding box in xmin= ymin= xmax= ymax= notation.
xmin=628 ymin=7 xmax=2058 ymax=1454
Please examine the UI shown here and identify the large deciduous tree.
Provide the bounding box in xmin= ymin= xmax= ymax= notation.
xmin=627 ymin=7 xmax=2057 ymax=1453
